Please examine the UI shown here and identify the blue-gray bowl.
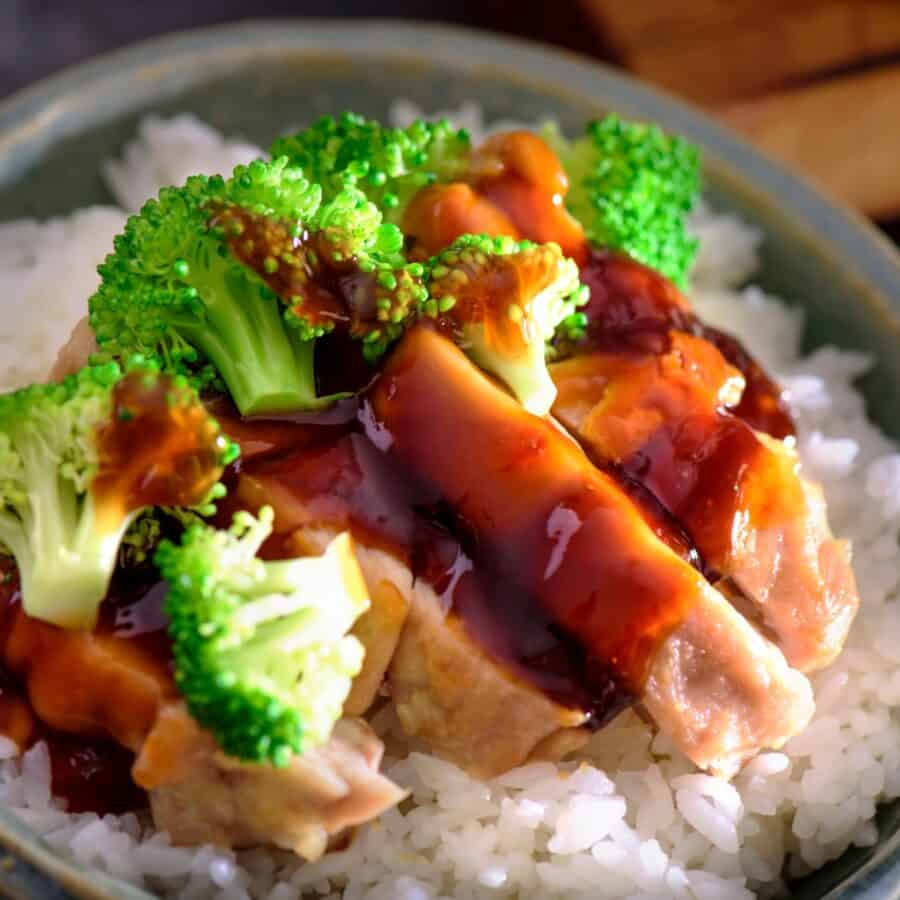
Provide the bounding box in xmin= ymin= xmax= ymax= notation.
xmin=0 ymin=19 xmax=898 ymax=900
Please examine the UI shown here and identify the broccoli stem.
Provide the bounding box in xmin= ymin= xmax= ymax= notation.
xmin=0 ymin=448 xmax=133 ymax=629
xmin=178 ymin=248 xmax=332 ymax=416
xmin=467 ymin=339 xmax=558 ymax=418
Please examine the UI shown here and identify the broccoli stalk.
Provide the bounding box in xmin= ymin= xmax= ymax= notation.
xmin=271 ymin=112 xmax=471 ymax=224
xmin=156 ymin=507 xmax=369 ymax=766
xmin=0 ymin=361 xmax=235 ymax=629
xmin=163 ymin=232 xmax=321 ymax=415
xmin=424 ymin=234 xmax=588 ymax=416
xmin=544 ymin=115 xmax=701 ymax=287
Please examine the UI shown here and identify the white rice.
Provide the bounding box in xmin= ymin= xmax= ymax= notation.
xmin=0 ymin=206 xmax=126 ymax=391
xmin=0 ymin=107 xmax=897 ymax=900
xmin=104 ymin=114 xmax=263 ymax=214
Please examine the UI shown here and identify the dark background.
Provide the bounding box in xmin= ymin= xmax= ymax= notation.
xmin=0 ymin=1 xmax=606 ymax=99
xmin=2 ymin=0 xmax=898 ymax=244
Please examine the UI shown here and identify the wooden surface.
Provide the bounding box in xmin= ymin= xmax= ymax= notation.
xmin=722 ymin=64 xmax=900 ymax=219
xmin=580 ymin=0 xmax=900 ymax=220
xmin=579 ymin=0 xmax=900 ymax=103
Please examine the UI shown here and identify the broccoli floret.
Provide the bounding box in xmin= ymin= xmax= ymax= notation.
xmin=271 ymin=112 xmax=471 ymax=225
xmin=424 ymin=234 xmax=588 ymax=415
xmin=0 ymin=361 xmax=236 ymax=630
xmin=545 ymin=116 xmax=700 ymax=287
xmin=91 ymin=159 xmax=428 ymax=408
xmin=156 ymin=507 xmax=369 ymax=766
xmin=294 ymin=186 xmax=429 ymax=360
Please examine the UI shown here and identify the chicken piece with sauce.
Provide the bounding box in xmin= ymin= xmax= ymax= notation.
xmin=549 ymin=252 xmax=859 ymax=673
xmin=368 ymin=327 xmax=814 ymax=777
xmin=0 ymin=551 xmax=405 ymax=861
xmin=136 ymin=705 xmax=404 ymax=862
xmin=236 ymin=442 xmax=593 ymax=779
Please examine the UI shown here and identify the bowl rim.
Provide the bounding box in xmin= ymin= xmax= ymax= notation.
xmin=0 ymin=17 xmax=898 ymax=900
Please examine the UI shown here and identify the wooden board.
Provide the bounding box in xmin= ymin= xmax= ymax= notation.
xmin=721 ymin=63 xmax=900 ymax=218
xmin=579 ymin=0 xmax=900 ymax=104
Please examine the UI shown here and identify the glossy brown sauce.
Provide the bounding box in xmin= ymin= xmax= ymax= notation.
xmin=95 ymin=563 xmax=173 ymax=665
xmin=366 ymin=327 xmax=710 ymax=693
xmin=569 ymin=249 xmax=795 ymax=439
xmin=403 ymin=183 xmax=521 ymax=260
xmin=549 ymin=257 xmax=805 ymax=581
xmin=0 ymin=562 xmax=157 ymax=814
xmin=212 ymin=204 xmax=424 ymax=350
xmin=45 ymin=731 xmax=147 ymax=815
xmin=427 ymin=241 xmax=567 ymax=356
xmin=473 ymin=134 xmax=587 ymax=263
xmin=234 ymin=399 xmax=633 ymax=726
xmin=213 ymin=204 xmax=351 ymax=334
xmin=402 ymin=131 xmax=586 ymax=263
xmin=92 ymin=372 xmax=229 ymax=523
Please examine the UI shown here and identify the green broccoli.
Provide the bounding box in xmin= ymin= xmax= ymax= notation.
xmin=90 ymin=158 xmax=423 ymax=414
xmin=0 ymin=361 xmax=236 ymax=630
xmin=544 ymin=115 xmax=701 ymax=287
xmin=303 ymin=186 xmax=429 ymax=360
xmin=156 ymin=507 xmax=369 ymax=766
xmin=424 ymin=234 xmax=588 ymax=416
xmin=271 ymin=112 xmax=471 ymax=225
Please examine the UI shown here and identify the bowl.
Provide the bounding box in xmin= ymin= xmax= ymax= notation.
xmin=0 ymin=19 xmax=898 ymax=900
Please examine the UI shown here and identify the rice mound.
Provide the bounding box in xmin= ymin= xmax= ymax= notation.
xmin=0 ymin=108 xmax=897 ymax=900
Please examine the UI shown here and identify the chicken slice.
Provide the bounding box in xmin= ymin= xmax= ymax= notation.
xmin=572 ymin=249 xmax=794 ymax=437
xmin=134 ymin=703 xmax=405 ymax=861
xmin=238 ymin=470 xmax=591 ymax=779
xmin=550 ymin=334 xmax=859 ymax=672
xmin=645 ymin=583 xmax=815 ymax=776
xmin=368 ymin=327 xmax=813 ymax=777
xmin=0 ymin=591 xmax=173 ymax=752
xmin=387 ymin=572 xmax=589 ymax=778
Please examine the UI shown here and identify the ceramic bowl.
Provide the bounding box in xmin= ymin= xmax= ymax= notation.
xmin=0 ymin=20 xmax=898 ymax=900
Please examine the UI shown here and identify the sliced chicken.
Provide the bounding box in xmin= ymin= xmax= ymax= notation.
xmin=402 ymin=131 xmax=586 ymax=262
xmin=240 ymin=453 xmax=592 ymax=779
xmin=368 ymin=326 xmax=813 ymax=777
xmin=550 ymin=332 xmax=859 ymax=673
xmin=387 ymin=573 xmax=589 ymax=778
xmin=0 ymin=578 xmax=173 ymax=752
xmin=571 ymin=250 xmax=795 ymax=438
xmin=134 ymin=703 xmax=405 ymax=861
